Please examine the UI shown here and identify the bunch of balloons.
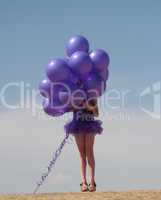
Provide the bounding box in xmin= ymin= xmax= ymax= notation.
xmin=39 ymin=35 xmax=110 ymax=116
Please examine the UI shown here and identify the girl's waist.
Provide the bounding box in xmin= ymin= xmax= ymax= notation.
xmin=73 ymin=111 xmax=94 ymax=121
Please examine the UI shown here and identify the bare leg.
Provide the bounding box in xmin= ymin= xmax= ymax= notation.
xmin=74 ymin=133 xmax=87 ymax=184
xmin=85 ymin=133 xmax=96 ymax=186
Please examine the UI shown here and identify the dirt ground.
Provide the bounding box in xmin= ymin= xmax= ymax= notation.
xmin=1 ymin=190 xmax=161 ymax=200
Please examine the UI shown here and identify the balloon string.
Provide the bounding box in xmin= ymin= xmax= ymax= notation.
xmin=33 ymin=131 xmax=72 ymax=194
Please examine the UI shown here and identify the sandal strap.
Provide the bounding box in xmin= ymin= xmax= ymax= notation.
xmin=80 ymin=182 xmax=88 ymax=186
xmin=89 ymin=182 xmax=97 ymax=187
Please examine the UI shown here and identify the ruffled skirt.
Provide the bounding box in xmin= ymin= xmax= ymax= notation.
xmin=64 ymin=119 xmax=103 ymax=135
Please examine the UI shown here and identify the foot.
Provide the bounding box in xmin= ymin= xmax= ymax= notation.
xmin=80 ymin=182 xmax=88 ymax=192
xmin=88 ymin=181 xmax=96 ymax=192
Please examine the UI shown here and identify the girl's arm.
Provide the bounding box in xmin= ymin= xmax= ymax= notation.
xmin=86 ymin=99 xmax=99 ymax=117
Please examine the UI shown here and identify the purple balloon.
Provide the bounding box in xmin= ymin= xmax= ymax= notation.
xmin=39 ymin=79 xmax=51 ymax=98
xmin=63 ymin=58 xmax=81 ymax=85
xmin=59 ymin=91 xmax=69 ymax=104
xmin=69 ymin=71 xmax=80 ymax=84
xmin=46 ymin=58 xmax=71 ymax=82
xmin=57 ymin=81 xmax=76 ymax=103
xmin=99 ymin=68 xmax=109 ymax=81
xmin=39 ymin=80 xmax=69 ymax=100
xmin=42 ymin=98 xmax=66 ymax=117
xmin=63 ymin=57 xmax=70 ymax=63
xmin=66 ymin=35 xmax=89 ymax=57
xmin=90 ymin=49 xmax=110 ymax=72
xmin=85 ymin=72 xmax=106 ymax=97
xmin=59 ymin=82 xmax=86 ymax=109
xmin=69 ymin=51 xmax=92 ymax=77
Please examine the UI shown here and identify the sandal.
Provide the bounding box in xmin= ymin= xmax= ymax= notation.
xmin=88 ymin=181 xmax=97 ymax=192
xmin=80 ymin=182 xmax=88 ymax=192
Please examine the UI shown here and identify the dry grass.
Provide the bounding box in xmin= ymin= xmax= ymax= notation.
xmin=1 ymin=190 xmax=161 ymax=200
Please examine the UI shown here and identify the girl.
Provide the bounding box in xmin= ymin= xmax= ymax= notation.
xmin=65 ymin=99 xmax=103 ymax=192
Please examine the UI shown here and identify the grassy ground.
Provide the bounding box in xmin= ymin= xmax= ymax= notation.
xmin=0 ymin=190 xmax=161 ymax=200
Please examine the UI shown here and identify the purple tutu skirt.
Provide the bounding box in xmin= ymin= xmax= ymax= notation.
xmin=64 ymin=119 xmax=103 ymax=135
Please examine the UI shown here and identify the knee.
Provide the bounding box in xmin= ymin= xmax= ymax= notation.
xmin=80 ymin=151 xmax=86 ymax=163
xmin=86 ymin=150 xmax=94 ymax=164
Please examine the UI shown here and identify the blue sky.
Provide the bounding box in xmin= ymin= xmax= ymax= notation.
xmin=0 ymin=0 xmax=161 ymax=87
xmin=0 ymin=0 xmax=161 ymax=194
xmin=0 ymin=0 xmax=161 ymax=110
